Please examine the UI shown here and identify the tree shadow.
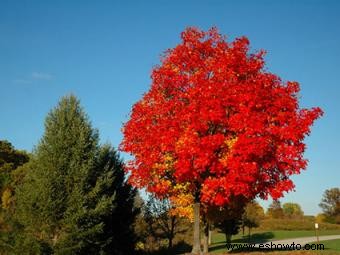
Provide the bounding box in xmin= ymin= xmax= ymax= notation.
xmin=233 ymin=232 xmax=275 ymax=243
xmin=209 ymin=232 xmax=275 ymax=253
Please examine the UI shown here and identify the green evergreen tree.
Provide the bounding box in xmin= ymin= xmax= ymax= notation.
xmin=14 ymin=95 xmax=138 ymax=254
xmin=97 ymin=145 xmax=139 ymax=255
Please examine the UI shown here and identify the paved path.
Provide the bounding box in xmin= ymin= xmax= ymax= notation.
xmin=254 ymin=235 xmax=340 ymax=247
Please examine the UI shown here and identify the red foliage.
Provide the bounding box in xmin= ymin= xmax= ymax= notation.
xmin=120 ymin=27 xmax=323 ymax=207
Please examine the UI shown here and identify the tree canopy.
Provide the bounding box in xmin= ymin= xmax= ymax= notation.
xmin=121 ymin=27 xmax=322 ymax=206
xmin=120 ymin=27 xmax=323 ymax=253
xmin=319 ymin=188 xmax=340 ymax=224
xmin=282 ymin=202 xmax=304 ymax=219
xmin=267 ymin=200 xmax=284 ymax=219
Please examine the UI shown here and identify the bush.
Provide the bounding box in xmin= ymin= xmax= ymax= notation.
xmin=257 ymin=218 xmax=340 ymax=231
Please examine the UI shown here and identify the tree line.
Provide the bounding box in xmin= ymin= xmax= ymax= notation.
xmin=0 ymin=95 xmax=338 ymax=255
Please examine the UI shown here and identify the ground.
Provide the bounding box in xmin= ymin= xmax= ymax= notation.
xmin=208 ymin=230 xmax=340 ymax=254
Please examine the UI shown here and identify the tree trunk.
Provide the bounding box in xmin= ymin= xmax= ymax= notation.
xmin=168 ymin=237 xmax=173 ymax=249
xmin=208 ymin=228 xmax=212 ymax=245
xmin=225 ymin=233 xmax=232 ymax=245
xmin=191 ymin=202 xmax=202 ymax=254
xmin=168 ymin=216 xmax=176 ymax=249
xmin=203 ymin=219 xmax=209 ymax=253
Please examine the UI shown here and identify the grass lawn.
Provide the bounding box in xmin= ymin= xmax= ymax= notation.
xmin=209 ymin=230 xmax=340 ymax=254
xmin=206 ymin=252 xmax=340 ymax=255
xmin=212 ymin=230 xmax=340 ymax=244
xmin=309 ymin=239 xmax=340 ymax=252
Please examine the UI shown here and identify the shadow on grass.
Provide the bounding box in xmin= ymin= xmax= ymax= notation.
xmin=209 ymin=232 xmax=275 ymax=253
xmin=233 ymin=232 xmax=275 ymax=243
xmin=212 ymin=232 xmax=275 ymax=245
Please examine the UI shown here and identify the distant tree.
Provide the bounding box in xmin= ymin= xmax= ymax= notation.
xmin=282 ymin=202 xmax=304 ymax=219
xmin=143 ymin=195 xmax=183 ymax=250
xmin=315 ymin=213 xmax=326 ymax=223
xmin=216 ymin=218 xmax=242 ymax=245
xmin=319 ymin=188 xmax=340 ymax=224
xmin=208 ymin=196 xmax=246 ymax=246
xmin=0 ymin=140 xmax=29 ymax=254
xmin=14 ymin=95 xmax=137 ymax=254
xmin=267 ymin=200 xmax=284 ymax=219
xmin=0 ymin=140 xmax=29 ymax=210
xmin=133 ymin=194 xmax=152 ymax=251
xmin=242 ymin=201 xmax=265 ymax=239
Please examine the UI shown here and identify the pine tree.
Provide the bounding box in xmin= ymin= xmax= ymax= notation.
xmin=14 ymin=95 xmax=138 ymax=254
xmin=97 ymin=145 xmax=139 ymax=255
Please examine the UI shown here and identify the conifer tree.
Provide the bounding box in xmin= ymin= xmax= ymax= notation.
xmin=15 ymin=95 xmax=138 ymax=254
xmin=97 ymin=145 xmax=139 ymax=255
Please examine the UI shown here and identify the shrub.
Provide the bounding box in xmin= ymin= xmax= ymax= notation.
xmin=258 ymin=218 xmax=340 ymax=231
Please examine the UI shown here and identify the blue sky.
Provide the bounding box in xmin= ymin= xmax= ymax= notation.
xmin=1 ymin=0 xmax=339 ymax=215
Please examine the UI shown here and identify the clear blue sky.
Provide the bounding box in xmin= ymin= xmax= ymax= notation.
xmin=1 ymin=0 xmax=339 ymax=215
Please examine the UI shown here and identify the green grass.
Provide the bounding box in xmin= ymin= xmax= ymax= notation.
xmin=212 ymin=230 xmax=340 ymax=244
xmin=310 ymin=239 xmax=340 ymax=252
xmin=209 ymin=230 xmax=340 ymax=254
xmin=207 ymin=252 xmax=340 ymax=255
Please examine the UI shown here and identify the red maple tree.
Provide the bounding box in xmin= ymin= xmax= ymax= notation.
xmin=120 ymin=27 xmax=322 ymax=253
